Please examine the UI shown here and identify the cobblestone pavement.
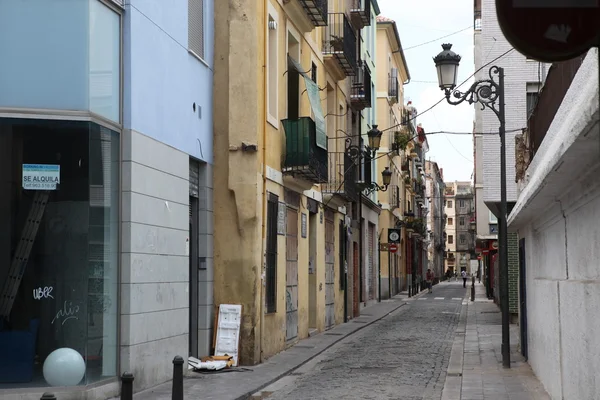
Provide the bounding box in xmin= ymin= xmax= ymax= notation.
xmin=259 ymin=282 xmax=467 ymax=400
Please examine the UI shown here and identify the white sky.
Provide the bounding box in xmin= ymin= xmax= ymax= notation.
xmin=377 ymin=0 xmax=475 ymax=182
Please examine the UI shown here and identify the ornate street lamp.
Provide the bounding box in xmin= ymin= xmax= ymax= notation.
xmin=433 ymin=43 xmax=510 ymax=368
xmin=367 ymin=124 xmax=383 ymax=152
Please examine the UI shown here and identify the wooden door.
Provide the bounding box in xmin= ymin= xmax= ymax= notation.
xmin=285 ymin=207 xmax=298 ymax=342
xmin=324 ymin=212 xmax=335 ymax=329
xmin=353 ymin=242 xmax=360 ymax=317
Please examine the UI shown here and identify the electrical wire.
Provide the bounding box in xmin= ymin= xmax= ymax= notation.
xmin=403 ymin=26 xmax=472 ymax=51
xmin=322 ymin=47 xmax=517 ymax=209
xmin=380 ymin=47 xmax=516 ymax=133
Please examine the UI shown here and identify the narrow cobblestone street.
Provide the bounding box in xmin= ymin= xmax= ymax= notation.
xmin=260 ymin=283 xmax=468 ymax=400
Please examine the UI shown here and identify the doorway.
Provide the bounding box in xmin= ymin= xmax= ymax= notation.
xmin=188 ymin=195 xmax=199 ymax=357
xmin=519 ymin=238 xmax=528 ymax=360
xmin=353 ymin=242 xmax=360 ymax=317
xmin=308 ymin=212 xmax=317 ymax=331
xmin=324 ymin=210 xmax=335 ymax=329
xmin=285 ymin=206 xmax=299 ymax=342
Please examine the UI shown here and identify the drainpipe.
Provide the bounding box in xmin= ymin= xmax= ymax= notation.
xmin=259 ymin=0 xmax=268 ymax=363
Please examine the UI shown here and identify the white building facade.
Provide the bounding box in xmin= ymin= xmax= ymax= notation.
xmin=508 ymin=50 xmax=599 ymax=400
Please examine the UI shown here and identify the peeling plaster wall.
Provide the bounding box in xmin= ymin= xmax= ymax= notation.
xmin=213 ymin=0 xmax=263 ymax=366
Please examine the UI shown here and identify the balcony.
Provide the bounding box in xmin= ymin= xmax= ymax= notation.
xmin=284 ymin=0 xmax=328 ymax=33
xmin=388 ymin=72 xmax=399 ymax=103
xmin=282 ymin=117 xmax=328 ymax=185
xmin=350 ymin=0 xmax=371 ymax=30
xmin=351 ymin=60 xmax=372 ymax=110
xmin=323 ymin=151 xmax=359 ymax=202
xmin=527 ymin=55 xmax=586 ymax=157
xmin=323 ymin=13 xmax=357 ymax=80
xmin=389 ymin=185 xmax=400 ymax=209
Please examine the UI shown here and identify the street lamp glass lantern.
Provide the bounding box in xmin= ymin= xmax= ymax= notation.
xmin=367 ymin=125 xmax=383 ymax=151
xmin=433 ymin=43 xmax=461 ymax=90
xmin=381 ymin=167 xmax=392 ymax=186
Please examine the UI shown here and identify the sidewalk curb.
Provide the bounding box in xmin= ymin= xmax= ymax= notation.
xmin=440 ymin=290 xmax=469 ymax=400
xmin=238 ymin=301 xmax=409 ymax=400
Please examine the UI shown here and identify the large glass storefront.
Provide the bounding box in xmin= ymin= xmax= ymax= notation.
xmin=0 ymin=119 xmax=119 ymax=388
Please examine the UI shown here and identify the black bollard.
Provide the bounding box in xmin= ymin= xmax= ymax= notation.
xmin=172 ymin=355 xmax=184 ymax=400
xmin=121 ymin=372 xmax=134 ymax=400
xmin=471 ymin=275 xmax=476 ymax=302
xmin=40 ymin=393 xmax=56 ymax=400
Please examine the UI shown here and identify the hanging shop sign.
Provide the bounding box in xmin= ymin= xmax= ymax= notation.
xmin=22 ymin=164 xmax=60 ymax=190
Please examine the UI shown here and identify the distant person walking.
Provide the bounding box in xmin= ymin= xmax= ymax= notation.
xmin=426 ymin=269 xmax=434 ymax=293
xmin=461 ymin=270 xmax=467 ymax=288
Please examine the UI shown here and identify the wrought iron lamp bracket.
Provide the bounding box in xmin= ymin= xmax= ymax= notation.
xmin=444 ymin=66 xmax=502 ymax=121
xmin=361 ymin=182 xmax=389 ymax=195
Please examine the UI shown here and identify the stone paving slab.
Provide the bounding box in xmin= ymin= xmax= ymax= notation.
xmin=123 ymin=290 xmax=429 ymax=400
xmin=442 ymin=282 xmax=550 ymax=400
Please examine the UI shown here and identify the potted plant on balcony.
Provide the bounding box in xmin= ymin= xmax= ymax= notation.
xmin=394 ymin=130 xmax=411 ymax=151
xmin=330 ymin=35 xmax=344 ymax=52
xmin=404 ymin=176 xmax=411 ymax=185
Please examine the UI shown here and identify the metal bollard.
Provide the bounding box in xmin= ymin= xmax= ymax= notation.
xmin=172 ymin=355 xmax=184 ymax=400
xmin=121 ymin=372 xmax=134 ymax=400
xmin=471 ymin=276 xmax=476 ymax=302
xmin=40 ymin=393 xmax=57 ymax=400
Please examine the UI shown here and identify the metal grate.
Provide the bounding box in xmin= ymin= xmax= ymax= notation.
xmin=265 ymin=193 xmax=279 ymax=313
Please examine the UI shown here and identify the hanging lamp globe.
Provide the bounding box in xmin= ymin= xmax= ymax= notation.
xmin=433 ymin=43 xmax=461 ymax=90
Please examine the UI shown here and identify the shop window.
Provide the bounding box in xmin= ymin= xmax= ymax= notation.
xmin=0 ymin=119 xmax=119 ymax=388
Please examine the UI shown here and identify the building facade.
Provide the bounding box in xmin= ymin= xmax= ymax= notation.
xmin=374 ymin=15 xmax=410 ymax=298
xmin=213 ymin=0 xmax=381 ymax=366
xmin=472 ymin=0 xmax=545 ymax=313
xmin=454 ymin=184 xmax=475 ymax=274
xmin=509 ymin=50 xmax=598 ymax=400
xmin=444 ymin=183 xmax=457 ymax=274
xmin=425 ymin=161 xmax=445 ymax=280
xmin=0 ymin=0 xmax=214 ymax=397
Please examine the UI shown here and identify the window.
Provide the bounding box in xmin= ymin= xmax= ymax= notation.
xmin=459 ymin=217 xmax=465 ymax=226
xmin=459 ymin=200 xmax=465 ymax=208
xmin=459 ymin=234 xmax=466 ymax=244
xmin=188 ymin=0 xmax=205 ymax=59
xmin=447 ymin=200 xmax=453 ymax=208
xmin=287 ymin=31 xmax=301 ymax=120
xmin=448 ymin=235 xmax=454 ymax=244
xmin=489 ymin=210 xmax=498 ymax=223
xmin=447 ymin=217 xmax=453 ymax=225
xmin=266 ymin=10 xmax=278 ymax=125
xmin=526 ymin=92 xmax=539 ymax=119
xmin=311 ymin=62 xmax=317 ymax=83
xmin=0 ymin=119 xmax=120 ymax=387
xmin=265 ymin=193 xmax=278 ymax=313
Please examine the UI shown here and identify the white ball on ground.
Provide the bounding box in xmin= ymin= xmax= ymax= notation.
xmin=43 ymin=348 xmax=86 ymax=387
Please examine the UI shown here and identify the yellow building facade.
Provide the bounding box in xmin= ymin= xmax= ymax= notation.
xmin=214 ymin=0 xmax=379 ymax=365
xmin=374 ymin=16 xmax=411 ymax=296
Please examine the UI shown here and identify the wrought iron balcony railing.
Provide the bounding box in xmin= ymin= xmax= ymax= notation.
xmin=281 ymin=117 xmax=328 ymax=183
xmin=322 ymin=151 xmax=359 ymax=201
xmin=298 ymin=0 xmax=328 ymax=27
xmin=322 ymin=13 xmax=358 ymax=77
xmin=350 ymin=0 xmax=371 ymax=29
xmin=351 ymin=60 xmax=372 ymax=110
